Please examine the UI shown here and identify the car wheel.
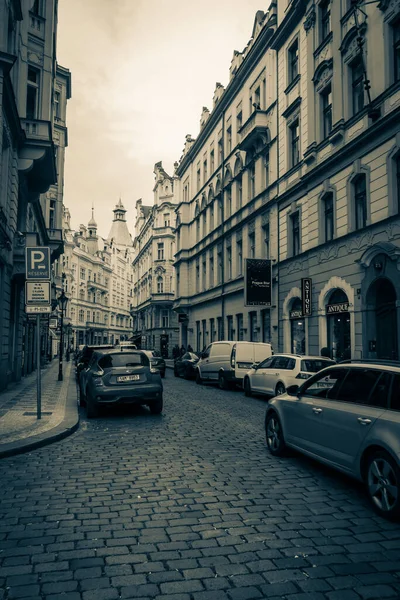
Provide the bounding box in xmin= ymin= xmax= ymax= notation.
xmin=150 ymin=397 xmax=163 ymax=415
xmin=244 ymin=377 xmax=252 ymax=397
xmin=366 ymin=450 xmax=400 ymax=520
xmin=86 ymin=393 xmax=99 ymax=419
xmin=275 ymin=382 xmax=286 ymax=396
xmin=196 ymin=370 xmax=202 ymax=385
xmin=265 ymin=412 xmax=287 ymax=456
xmin=218 ymin=372 xmax=228 ymax=390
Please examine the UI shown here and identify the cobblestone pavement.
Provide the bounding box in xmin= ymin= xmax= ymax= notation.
xmin=1 ymin=375 xmax=400 ymax=600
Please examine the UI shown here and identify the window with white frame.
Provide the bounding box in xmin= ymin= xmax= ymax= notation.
xmin=161 ymin=309 xmax=169 ymax=328
xmin=79 ymin=309 xmax=84 ymax=323
xmin=157 ymin=276 xmax=164 ymax=293
xmin=157 ymin=242 xmax=164 ymax=260
xmin=288 ymin=38 xmax=299 ymax=84
xmin=80 ymin=267 xmax=86 ymax=280
xmin=354 ymin=174 xmax=367 ymax=230
xmin=237 ymin=239 xmax=243 ymax=275
xmin=248 ymin=161 xmax=256 ymax=198
xmin=289 ymin=119 xmax=300 ymax=167
xmin=26 ymin=66 xmax=40 ymax=119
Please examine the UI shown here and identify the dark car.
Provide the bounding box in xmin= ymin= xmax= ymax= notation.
xmin=80 ymin=349 xmax=163 ymax=418
xmin=76 ymin=344 xmax=114 ymax=382
xmin=141 ymin=350 xmax=166 ymax=378
xmin=174 ymin=352 xmax=199 ymax=379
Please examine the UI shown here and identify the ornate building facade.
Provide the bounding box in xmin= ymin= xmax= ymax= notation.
xmin=173 ymin=0 xmax=400 ymax=361
xmin=0 ymin=0 xmax=70 ymax=390
xmin=131 ymin=162 xmax=179 ymax=356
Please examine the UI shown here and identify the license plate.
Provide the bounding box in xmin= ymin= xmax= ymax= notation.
xmin=117 ymin=375 xmax=140 ymax=382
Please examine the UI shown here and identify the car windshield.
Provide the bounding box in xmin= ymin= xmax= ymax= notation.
xmin=300 ymin=359 xmax=333 ymax=373
xmin=98 ymin=353 xmax=149 ymax=368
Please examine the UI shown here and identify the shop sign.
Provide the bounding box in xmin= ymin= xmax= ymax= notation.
xmin=178 ymin=313 xmax=188 ymax=323
xmin=301 ymin=278 xmax=312 ymax=316
xmin=326 ymin=302 xmax=349 ymax=314
xmin=290 ymin=310 xmax=303 ymax=319
xmin=245 ymin=258 xmax=272 ymax=306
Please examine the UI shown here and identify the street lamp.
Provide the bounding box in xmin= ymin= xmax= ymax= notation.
xmin=66 ymin=324 xmax=72 ymax=361
xmin=57 ymin=289 xmax=68 ymax=381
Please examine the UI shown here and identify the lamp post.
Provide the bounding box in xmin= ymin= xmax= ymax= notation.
xmin=66 ymin=325 xmax=72 ymax=361
xmin=57 ymin=288 xmax=68 ymax=381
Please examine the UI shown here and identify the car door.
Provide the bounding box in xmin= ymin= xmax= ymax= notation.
xmin=263 ymin=356 xmax=290 ymax=395
xmin=199 ymin=345 xmax=212 ymax=380
xmin=309 ymin=368 xmax=389 ymax=470
xmin=283 ymin=367 xmax=349 ymax=454
xmin=251 ymin=357 xmax=274 ymax=393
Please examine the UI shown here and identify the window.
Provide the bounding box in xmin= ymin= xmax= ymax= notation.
xmin=237 ymin=111 xmax=242 ymax=132
xmin=157 ymin=276 xmax=163 ymax=293
xmin=263 ymin=222 xmax=270 ymax=258
xmin=351 ymin=58 xmax=364 ymax=115
xmin=210 ymin=319 xmax=215 ymax=342
xmin=164 ymin=213 xmax=170 ymax=227
xmin=393 ymin=20 xmax=400 ymax=82
xmin=217 ymin=317 xmax=223 ymax=341
xmin=79 ymin=289 xmax=85 ymax=301
xmin=157 ymin=242 xmax=164 ymax=260
xmin=253 ymin=86 xmax=261 ymax=110
xmin=250 ymin=311 xmax=258 ymax=342
xmin=320 ymin=0 xmax=331 ymax=42
xmin=196 ymin=261 xmax=200 ymax=292
xmin=217 ymin=248 xmax=223 ymax=283
xmin=227 ymin=245 xmax=232 ymax=280
xmin=196 ymin=218 xmax=200 ymax=242
xmin=324 ymin=193 xmax=334 ymax=242
xmin=354 ymin=175 xmax=367 ymax=229
xmin=226 ymin=126 xmax=232 ymax=154
xmin=248 ymin=232 xmax=255 ymax=259
xmin=291 ymin=212 xmax=300 ymax=256
xmin=49 ymin=199 xmax=56 ymax=229
xmin=288 ymin=39 xmax=299 ymax=83
xmin=202 ymin=257 xmax=207 ymax=290
xmin=202 ymin=211 xmax=207 ymax=236
xmin=210 ymin=149 xmax=215 ymax=173
xmin=203 ymin=159 xmax=208 ymax=183
xmin=218 ymin=136 xmax=223 ymax=164
xmin=210 ymin=203 xmax=214 ymax=230
xmin=249 ymin=162 xmax=256 ymax=198
xmin=264 ymin=153 xmax=270 ymax=189
xmin=302 ymin=368 xmax=348 ymax=399
xmin=161 ymin=309 xmax=169 ymax=328
xmin=237 ymin=174 xmax=243 ymax=209
xmin=237 ymin=239 xmax=243 ymax=275
xmin=321 ymin=85 xmax=332 ymax=138
xmin=197 ymin=166 xmax=201 ymax=191
xmin=289 ymin=119 xmax=300 ymax=167
xmin=209 ymin=254 xmax=214 ymax=287
xmin=26 ymin=67 xmax=40 ymax=119
xmin=80 ymin=267 xmax=86 ymax=280
xmin=237 ymin=313 xmax=244 ymax=341
xmin=79 ymin=310 xmax=84 ymax=323
xmin=54 ymin=91 xmax=60 ymax=119
xmin=336 ymin=369 xmax=382 ymax=405
xmin=226 ymin=185 xmax=232 ymax=217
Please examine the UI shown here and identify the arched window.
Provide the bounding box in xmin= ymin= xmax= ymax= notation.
xmin=157 ymin=276 xmax=164 ymax=293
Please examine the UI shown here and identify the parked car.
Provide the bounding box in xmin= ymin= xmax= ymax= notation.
xmin=174 ymin=352 xmax=199 ymax=379
xmin=76 ymin=344 xmax=114 ymax=381
xmin=115 ymin=341 xmax=137 ymax=350
xmin=196 ymin=341 xmax=273 ymax=389
xmin=265 ymin=360 xmax=400 ymax=520
xmin=243 ymin=354 xmax=335 ymax=398
xmin=141 ymin=350 xmax=166 ymax=378
xmin=80 ymin=349 xmax=163 ymax=418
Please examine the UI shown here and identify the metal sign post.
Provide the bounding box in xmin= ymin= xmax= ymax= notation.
xmin=36 ymin=314 xmax=41 ymax=419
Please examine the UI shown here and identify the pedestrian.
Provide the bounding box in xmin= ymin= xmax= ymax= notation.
xmin=187 ymin=344 xmax=193 ymax=353
xmin=320 ymin=347 xmax=331 ymax=358
xmin=180 ymin=344 xmax=186 ymax=356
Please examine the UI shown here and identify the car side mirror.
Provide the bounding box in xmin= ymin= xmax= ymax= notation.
xmin=286 ymin=384 xmax=300 ymax=396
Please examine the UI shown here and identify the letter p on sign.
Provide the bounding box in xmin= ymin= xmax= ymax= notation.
xmin=26 ymin=247 xmax=51 ymax=280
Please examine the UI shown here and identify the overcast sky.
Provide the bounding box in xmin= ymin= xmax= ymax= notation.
xmin=57 ymin=0 xmax=266 ymax=238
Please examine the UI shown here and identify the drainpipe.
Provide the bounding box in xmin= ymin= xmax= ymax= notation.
xmin=220 ymin=111 xmax=226 ymax=340
xmin=275 ymin=43 xmax=281 ymax=353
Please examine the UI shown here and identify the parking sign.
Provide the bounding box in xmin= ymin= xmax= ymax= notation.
xmin=26 ymin=247 xmax=51 ymax=280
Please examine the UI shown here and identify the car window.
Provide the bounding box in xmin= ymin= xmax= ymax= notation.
xmin=335 ymin=369 xmax=381 ymax=404
xmin=389 ymin=374 xmax=400 ymax=412
xmin=98 ymin=353 xmax=149 ymax=368
xmin=258 ymin=357 xmax=274 ymax=369
xmin=152 ymin=350 xmax=161 ymax=357
xmin=202 ymin=345 xmax=211 ymax=359
xmin=300 ymin=359 xmax=333 ymax=373
xmin=287 ymin=358 xmax=296 ymax=370
xmin=274 ymin=356 xmax=291 ymax=369
xmin=301 ymin=368 xmax=348 ymax=399
xmin=368 ymin=372 xmax=391 ymax=409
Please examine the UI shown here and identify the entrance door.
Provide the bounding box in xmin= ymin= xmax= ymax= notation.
xmin=375 ymin=279 xmax=398 ymax=360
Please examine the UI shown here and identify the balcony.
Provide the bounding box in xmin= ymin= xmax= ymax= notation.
xmin=86 ymin=321 xmax=105 ymax=330
xmin=29 ymin=11 xmax=45 ymax=41
xmin=47 ymin=228 xmax=64 ymax=261
xmin=19 ymin=119 xmax=57 ymax=194
xmin=151 ymin=292 xmax=174 ymax=304
xmin=239 ymin=110 xmax=271 ymax=152
xmin=88 ymin=279 xmax=109 ymax=292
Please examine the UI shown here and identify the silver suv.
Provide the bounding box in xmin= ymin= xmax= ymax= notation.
xmin=265 ymin=361 xmax=400 ymax=520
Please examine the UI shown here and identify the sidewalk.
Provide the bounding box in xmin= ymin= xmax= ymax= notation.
xmin=0 ymin=359 xmax=79 ymax=459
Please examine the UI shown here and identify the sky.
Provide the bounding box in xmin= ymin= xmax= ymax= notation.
xmin=57 ymin=0 xmax=267 ymax=239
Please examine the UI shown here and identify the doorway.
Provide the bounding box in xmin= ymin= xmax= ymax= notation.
xmin=372 ymin=278 xmax=398 ymax=360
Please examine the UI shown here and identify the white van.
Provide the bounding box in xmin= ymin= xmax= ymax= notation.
xmin=196 ymin=341 xmax=273 ymax=390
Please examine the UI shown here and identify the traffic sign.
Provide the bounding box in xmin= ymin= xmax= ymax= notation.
xmin=25 ymin=281 xmax=50 ymax=305
xmin=26 ymin=247 xmax=50 ymax=280
xmin=25 ymin=305 xmax=52 ymax=314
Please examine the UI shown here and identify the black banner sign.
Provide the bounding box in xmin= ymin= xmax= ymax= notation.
xmin=245 ymin=259 xmax=272 ymax=306
xmin=326 ymin=302 xmax=349 ymax=314
xmin=178 ymin=313 xmax=188 ymax=323
xmin=301 ymin=278 xmax=312 ymax=316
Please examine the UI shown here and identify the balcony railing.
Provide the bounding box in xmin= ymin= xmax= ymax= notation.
xmin=239 ymin=110 xmax=270 ymax=151
xmin=19 ymin=119 xmax=56 ymax=194
xmin=88 ymin=279 xmax=109 ymax=291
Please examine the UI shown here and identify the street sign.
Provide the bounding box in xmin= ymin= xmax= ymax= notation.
xmin=25 ymin=281 xmax=51 ymax=305
xmin=26 ymin=247 xmax=51 ymax=280
xmin=25 ymin=305 xmax=52 ymax=314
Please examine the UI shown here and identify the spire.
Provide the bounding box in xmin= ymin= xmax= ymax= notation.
xmin=88 ymin=203 xmax=97 ymax=228
xmin=107 ymin=197 xmax=132 ymax=246
xmin=113 ymin=197 xmax=126 ymax=221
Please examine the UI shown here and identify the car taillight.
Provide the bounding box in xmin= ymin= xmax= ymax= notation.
xmin=92 ymin=368 xmax=104 ymax=386
xmin=296 ymin=372 xmax=310 ymax=379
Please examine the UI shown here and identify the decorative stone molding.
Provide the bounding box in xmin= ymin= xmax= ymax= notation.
xmin=379 ymin=0 xmax=400 ymax=21
xmin=304 ymin=8 xmax=316 ymax=33
xmin=248 ymin=220 xmax=255 ymax=234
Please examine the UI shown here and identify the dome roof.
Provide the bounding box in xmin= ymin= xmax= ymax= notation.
xmin=88 ymin=208 xmax=97 ymax=228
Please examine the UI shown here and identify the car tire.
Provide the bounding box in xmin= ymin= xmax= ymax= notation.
xmin=244 ymin=377 xmax=252 ymax=397
xmin=86 ymin=393 xmax=99 ymax=419
xmin=218 ymin=372 xmax=228 ymax=390
xmin=150 ymin=397 xmax=163 ymax=415
xmin=275 ymin=382 xmax=286 ymax=396
xmin=196 ymin=370 xmax=202 ymax=385
xmin=265 ymin=411 xmax=287 ymax=456
xmin=365 ymin=450 xmax=400 ymax=520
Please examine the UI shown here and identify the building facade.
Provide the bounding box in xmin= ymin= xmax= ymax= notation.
xmin=61 ymin=201 xmax=134 ymax=349
xmin=0 ymin=0 xmax=70 ymax=390
xmin=173 ymin=0 xmax=400 ymax=361
xmin=131 ymin=162 xmax=179 ymax=356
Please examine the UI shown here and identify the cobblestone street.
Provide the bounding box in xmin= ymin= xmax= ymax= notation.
xmin=1 ymin=375 xmax=400 ymax=600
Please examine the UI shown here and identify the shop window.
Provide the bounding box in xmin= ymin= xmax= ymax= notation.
xmin=290 ymin=298 xmax=305 ymax=354
xmin=326 ymin=289 xmax=351 ymax=361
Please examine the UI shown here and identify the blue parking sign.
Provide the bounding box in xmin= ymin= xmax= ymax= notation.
xmin=26 ymin=247 xmax=51 ymax=280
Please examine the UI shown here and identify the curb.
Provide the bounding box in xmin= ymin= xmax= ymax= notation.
xmin=0 ymin=370 xmax=80 ymax=459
